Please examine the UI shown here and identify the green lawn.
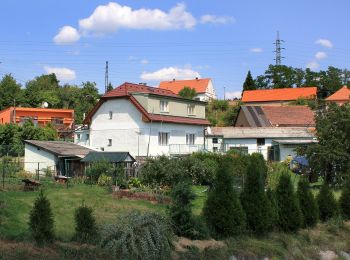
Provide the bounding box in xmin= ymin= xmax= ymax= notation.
xmin=0 ymin=181 xmax=166 ymax=241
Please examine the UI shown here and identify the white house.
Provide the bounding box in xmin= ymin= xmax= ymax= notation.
xmin=76 ymin=82 xmax=210 ymax=157
xmin=159 ymin=78 xmax=217 ymax=101
xmin=206 ymin=127 xmax=316 ymax=161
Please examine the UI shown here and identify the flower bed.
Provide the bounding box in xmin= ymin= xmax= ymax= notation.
xmin=113 ymin=188 xmax=171 ymax=204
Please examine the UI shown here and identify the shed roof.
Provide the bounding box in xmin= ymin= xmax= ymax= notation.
xmin=208 ymin=127 xmax=315 ymax=139
xmin=24 ymin=140 xmax=93 ymax=157
xmin=81 ymin=151 xmax=135 ymax=163
xmin=242 ymin=87 xmax=317 ymax=102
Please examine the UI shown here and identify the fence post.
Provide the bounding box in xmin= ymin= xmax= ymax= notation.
xmin=37 ymin=162 xmax=40 ymax=181
xmin=2 ymin=161 xmax=4 ymax=189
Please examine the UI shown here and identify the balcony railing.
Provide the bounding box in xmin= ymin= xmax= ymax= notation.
xmin=169 ymin=144 xmax=204 ymax=155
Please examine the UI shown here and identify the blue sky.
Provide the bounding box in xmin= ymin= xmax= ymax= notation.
xmin=0 ymin=0 xmax=349 ymax=98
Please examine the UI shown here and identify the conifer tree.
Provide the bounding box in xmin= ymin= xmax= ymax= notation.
xmin=243 ymin=71 xmax=256 ymax=91
xmin=240 ymin=154 xmax=273 ymax=235
xmin=203 ymin=160 xmax=245 ymax=238
xmin=74 ymin=202 xmax=98 ymax=243
xmin=266 ymin=188 xmax=279 ymax=228
xmin=317 ymin=182 xmax=339 ymax=222
xmin=29 ymin=190 xmax=54 ymax=245
xmin=275 ymin=174 xmax=302 ymax=232
xmin=339 ymin=178 xmax=350 ymax=220
xmin=297 ymin=178 xmax=319 ymax=228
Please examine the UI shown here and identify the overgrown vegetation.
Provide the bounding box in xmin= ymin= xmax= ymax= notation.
xmin=339 ymin=177 xmax=350 ymax=220
xmin=206 ymin=99 xmax=241 ymax=126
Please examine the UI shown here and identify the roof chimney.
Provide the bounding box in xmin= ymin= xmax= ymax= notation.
xmin=195 ymin=77 xmax=198 ymax=80
xmin=172 ymin=78 xmax=175 ymax=81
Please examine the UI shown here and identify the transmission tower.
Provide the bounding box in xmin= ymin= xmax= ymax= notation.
xmin=105 ymin=61 xmax=109 ymax=93
xmin=273 ymin=31 xmax=285 ymax=65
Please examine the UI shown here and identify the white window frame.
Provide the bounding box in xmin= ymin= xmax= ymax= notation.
xmin=187 ymin=104 xmax=195 ymax=115
xmin=108 ymin=139 xmax=112 ymax=146
xmin=186 ymin=133 xmax=195 ymax=145
xmin=160 ymin=100 xmax=169 ymax=113
xmin=108 ymin=111 xmax=113 ymax=119
xmin=158 ymin=132 xmax=169 ymax=146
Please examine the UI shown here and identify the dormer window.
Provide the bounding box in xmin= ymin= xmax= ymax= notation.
xmin=187 ymin=104 xmax=195 ymax=115
xmin=160 ymin=100 xmax=169 ymax=113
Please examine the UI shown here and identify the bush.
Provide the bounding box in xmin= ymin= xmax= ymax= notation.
xmin=266 ymin=163 xmax=295 ymax=190
xmin=73 ymin=202 xmax=98 ymax=243
xmin=168 ymin=181 xmax=205 ymax=239
xmin=100 ymin=211 xmax=173 ymax=260
xmin=203 ymin=159 xmax=246 ymax=238
xmin=317 ymin=182 xmax=339 ymax=222
xmin=297 ymin=178 xmax=319 ymax=228
xmin=182 ymin=156 xmax=218 ymax=186
xmin=266 ymin=188 xmax=279 ymax=229
xmin=275 ymin=174 xmax=302 ymax=232
xmin=29 ymin=190 xmax=54 ymax=245
xmin=339 ymin=178 xmax=350 ymax=220
xmin=128 ymin=177 xmax=142 ymax=188
xmin=97 ymin=174 xmax=112 ymax=186
xmin=240 ymin=154 xmax=273 ymax=235
xmin=86 ymin=161 xmax=114 ymax=184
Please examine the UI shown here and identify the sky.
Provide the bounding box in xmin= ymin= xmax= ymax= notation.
xmin=0 ymin=0 xmax=349 ymax=99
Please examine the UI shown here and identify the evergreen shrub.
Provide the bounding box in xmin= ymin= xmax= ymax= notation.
xmin=317 ymin=182 xmax=339 ymax=222
xmin=339 ymin=177 xmax=350 ymax=220
xmin=74 ymin=202 xmax=98 ymax=243
xmin=297 ymin=178 xmax=319 ymax=228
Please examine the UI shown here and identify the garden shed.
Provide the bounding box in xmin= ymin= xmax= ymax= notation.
xmin=82 ymin=151 xmax=135 ymax=165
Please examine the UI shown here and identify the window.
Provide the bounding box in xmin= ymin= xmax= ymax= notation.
xmin=160 ymin=100 xmax=169 ymax=112
xmin=109 ymin=111 xmax=113 ymax=119
xmin=51 ymin=117 xmax=64 ymax=125
xmin=213 ymin=147 xmax=218 ymax=152
xmin=229 ymin=146 xmax=249 ymax=155
xmin=158 ymin=132 xmax=169 ymax=145
xmin=257 ymin=138 xmax=265 ymax=146
xmin=186 ymin=133 xmax=195 ymax=145
xmin=108 ymin=139 xmax=112 ymax=146
xmin=212 ymin=138 xmax=218 ymax=144
xmin=187 ymin=104 xmax=195 ymax=115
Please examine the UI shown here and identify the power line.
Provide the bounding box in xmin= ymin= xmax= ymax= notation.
xmin=273 ymin=31 xmax=285 ymax=65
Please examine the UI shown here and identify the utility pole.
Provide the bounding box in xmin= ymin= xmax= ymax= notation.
xmin=105 ymin=61 xmax=109 ymax=94
xmin=273 ymin=31 xmax=285 ymax=66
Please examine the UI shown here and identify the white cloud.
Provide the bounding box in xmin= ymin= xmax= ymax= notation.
xmin=250 ymin=47 xmax=263 ymax=53
xmin=315 ymin=39 xmax=333 ymax=48
xmin=306 ymin=61 xmax=320 ymax=70
xmin=54 ymin=2 xmax=232 ymax=44
xmin=140 ymin=66 xmax=200 ymax=81
xmin=225 ymin=91 xmax=241 ymax=100
xmin=315 ymin=51 xmax=327 ymax=60
xmin=78 ymin=2 xmax=196 ymax=36
xmin=53 ymin=26 xmax=80 ymax=44
xmin=200 ymin=14 xmax=235 ymax=24
xmin=44 ymin=66 xmax=76 ymax=81
xmin=140 ymin=59 xmax=149 ymax=64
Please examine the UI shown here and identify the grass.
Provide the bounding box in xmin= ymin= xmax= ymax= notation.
xmin=0 ymin=179 xmax=166 ymax=241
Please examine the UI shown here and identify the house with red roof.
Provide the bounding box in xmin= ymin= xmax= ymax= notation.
xmin=76 ymin=82 xmax=210 ymax=157
xmin=159 ymin=78 xmax=217 ymax=101
xmin=325 ymin=86 xmax=350 ymax=105
xmin=242 ymin=87 xmax=317 ymax=106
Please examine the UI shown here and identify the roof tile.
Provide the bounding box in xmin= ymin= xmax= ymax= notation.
xmin=242 ymin=87 xmax=317 ymax=102
xmin=325 ymin=86 xmax=350 ymax=101
xmin=159 ymin=78 xmax=210 ymax=94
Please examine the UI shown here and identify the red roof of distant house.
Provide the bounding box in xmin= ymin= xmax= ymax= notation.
xmin=262 ymin=106 xmax=315 ymax=127
xmin=325 ymin=86 xmax=350 ymax=101
xmin=242 ymin=87 xmax=317 ymax=102
xmin=84 ymin=82 xmax=210 ymax=126
xmin=159 ymin=78 xmax=210 ymax=94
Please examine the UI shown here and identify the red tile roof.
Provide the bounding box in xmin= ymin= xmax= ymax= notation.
xmin=325 ymin=86 xmax=350 ymax=101
xmin=262 ymin=106 xmax=315 ymax=127
xmin=84 ymin=82 xmax=210 ymax=126
xmin=104 ymin=82 xmax=177 ymax=98
xmin=242 ymin=87 xmax=317 ymax=102
xmin=159 ymin=78 xmax=210 ymax=94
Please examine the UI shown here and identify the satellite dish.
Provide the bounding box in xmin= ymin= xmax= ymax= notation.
xmin=42 ymin=102 xmax=49 ymax=108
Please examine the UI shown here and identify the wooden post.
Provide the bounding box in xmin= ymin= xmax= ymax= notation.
xmin=37 ymin=163 xmax=40 ymax=181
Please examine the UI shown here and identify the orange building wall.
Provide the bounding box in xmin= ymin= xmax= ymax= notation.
xmin=0 ymin=107 xmax=74 ymax=129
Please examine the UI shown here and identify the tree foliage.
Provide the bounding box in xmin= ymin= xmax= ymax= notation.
xmin=240 ymin=153 xmax=273 ymax=235
xmin=29 ymin=190 xmax=55 ymax=245
xmin=0 ymin=74 xmax=23 ymax=110
xmin=339 ymin=177 xmax=350 ymax=220
xmin=100 ymin=211 xmax=173 ymax=260
xmin=74 ymin=202 xmax=98 ymax=243
xmin=207 ymin=99 xmax=241 ymax=126
xmin=297 ymin=178 xmax=319 ymax=228
xmin=203 ymin=159 xmax=246 ymax=238
xmin=305 ymin=103 xmax=350 ymax=184
xmin=178 ymin=86 xmax=197 ymax=99
xmin=275 ymin=173 xmax=302 ymax=232
xmin=243 ymin=70 xmax=256 ymax=90
xmin=317 ymin=182 xmax=339 ymax=222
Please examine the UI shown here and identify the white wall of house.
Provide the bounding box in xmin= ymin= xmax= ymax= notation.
xmin=88 ymin=99 xmax=205 ymax=157
xmin=24 ymin=143 xmax=57 ymax=174
xmin=74 ymin=129 xmax=90 ymax=146
xmin=196 ymin=80 xmax=217 ymax=101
